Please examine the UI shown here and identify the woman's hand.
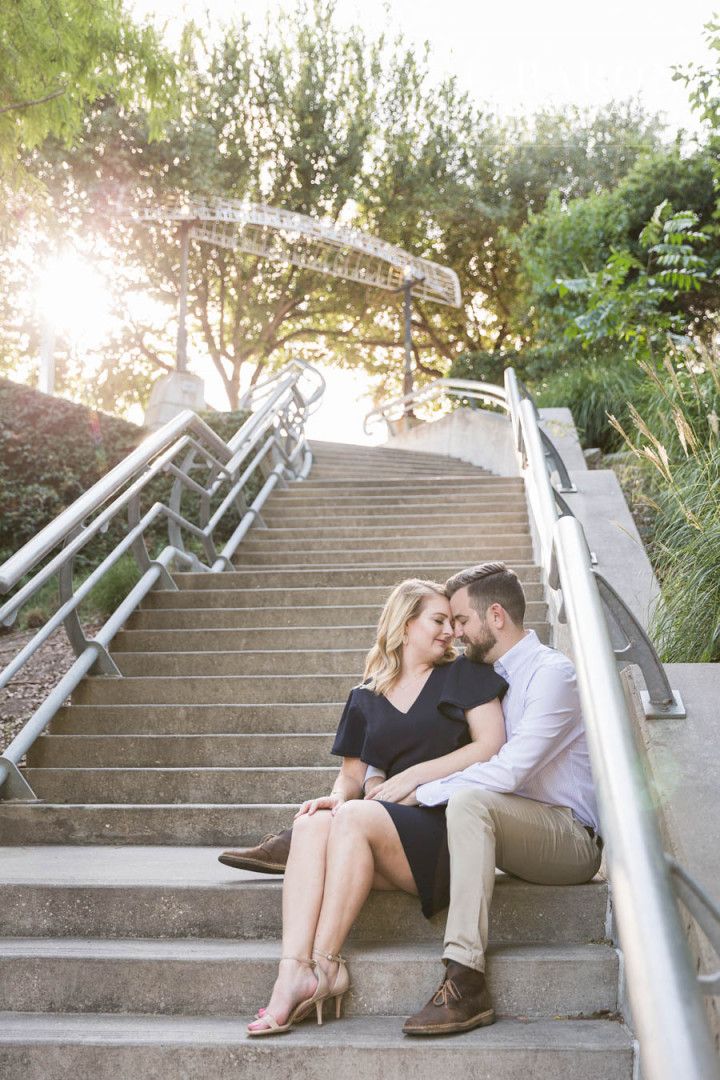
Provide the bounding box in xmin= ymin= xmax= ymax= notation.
xmin=294 ymin=794 xmax=345 ymax=819
xmin=367 ymin=768 xmax=418 ymax=804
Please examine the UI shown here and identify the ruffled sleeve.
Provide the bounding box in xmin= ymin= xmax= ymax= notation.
xmin=438 ymin=656 xmax=507 ymax=721
xmin=331 ymin=689 xmax=369 ymax=759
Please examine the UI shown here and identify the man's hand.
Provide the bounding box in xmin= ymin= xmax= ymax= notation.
xmin=367 ymin=768 xmax=418 ymax=804
xmin=294 ymin=794 xmax=345 ymax=818
xmin=399 ymin=790 xmax=419 ymax=806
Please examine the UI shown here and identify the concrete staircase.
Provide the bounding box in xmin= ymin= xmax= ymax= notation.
xmin=0 ymin=440 xmax=633 ymax=1078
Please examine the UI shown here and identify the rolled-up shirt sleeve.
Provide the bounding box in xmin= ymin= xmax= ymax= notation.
xmin=364 ymin=765 xmax=386 ymax=781
xmin=416 ymin=663 xmax=580 ymax=807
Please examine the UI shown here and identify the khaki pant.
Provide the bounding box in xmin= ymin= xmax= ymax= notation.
xmin=443 ymin=788 xmax=603 ymax=972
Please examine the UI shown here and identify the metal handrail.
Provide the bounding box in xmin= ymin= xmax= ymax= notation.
xmin=367 ymin=366 xmax=719 ymax=1078
xmin=667 ymin=856 xmax=720 ymax=994
xmin=0 ymin=360 xmax=325 ymax=800
xmin=553 ymin=518 xmax=717 ymax=1079
xmin=237 ymin=358 xmax=326 ymax=416
xmin=363 ymin=376 xmax=507 ymax=435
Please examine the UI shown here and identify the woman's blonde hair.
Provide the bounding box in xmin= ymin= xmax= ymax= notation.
xmin=362 ymin=578 xmax=456 ymax=696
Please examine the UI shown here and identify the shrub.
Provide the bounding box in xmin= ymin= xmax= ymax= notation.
xmin=0 ymin=378 xmax=141 ymax=564
xmin=532 ymin=354 xmax=645 ymax=452
xmin=79 ymin=555 xmax=142 ymax=621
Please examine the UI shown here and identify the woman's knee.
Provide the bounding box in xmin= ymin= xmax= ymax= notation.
xmin=292 ymin=809 xmax=333 ymax=844
xmin=332 ymin=798 xmax=383 ymax=835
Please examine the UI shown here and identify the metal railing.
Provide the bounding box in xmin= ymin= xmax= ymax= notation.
xmin=370 ymin=367 xmax=719 ymax=1080
xmin=363 ymin=376 xmax=507 ymax=435
xmin=0 ymin=359 xmax=325 ymax=801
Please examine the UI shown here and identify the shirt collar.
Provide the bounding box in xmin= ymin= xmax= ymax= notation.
xmin=493 ymin=629 xmax=538 ymax=682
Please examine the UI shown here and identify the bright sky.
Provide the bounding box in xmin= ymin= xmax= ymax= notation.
xmin=132 ymin=0 xmax=716 ymax=134
xmin=122 ymin=1 xmax=719 ymax=439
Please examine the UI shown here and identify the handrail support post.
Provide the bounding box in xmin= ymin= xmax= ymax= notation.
xmin=0 ymin=758 xmax=38 ymax=801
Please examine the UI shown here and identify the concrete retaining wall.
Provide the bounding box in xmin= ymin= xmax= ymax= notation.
xmin=387 ymin=407 xmax=518 ymax=477
xmin=623 ymin=666 xmax=720 ymax=1055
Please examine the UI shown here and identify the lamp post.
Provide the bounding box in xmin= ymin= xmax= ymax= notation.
xmin=176 ymin=217 xmax=192 ymax=373
xmin=401 ymin=270 xmax=425 ymax=420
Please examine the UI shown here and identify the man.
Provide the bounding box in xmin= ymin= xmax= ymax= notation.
xmin=219 ymin=562 xmax=602 ymax=1036
xmin=400 ymin=562 xmax=601 ymax=1035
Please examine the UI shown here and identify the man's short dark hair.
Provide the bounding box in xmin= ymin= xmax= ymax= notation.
xmin=445 ymin=562 xmax=526 ymax=626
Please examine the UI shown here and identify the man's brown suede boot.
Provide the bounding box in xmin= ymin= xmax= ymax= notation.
xmin=218 ymin=828 xmax=293 ymax=873
xmin=402 ymin=960 xmax=495 ymax=1035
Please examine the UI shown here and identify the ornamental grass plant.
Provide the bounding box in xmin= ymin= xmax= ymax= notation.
xmin=609 ymin=346 xmax=720 ymax=662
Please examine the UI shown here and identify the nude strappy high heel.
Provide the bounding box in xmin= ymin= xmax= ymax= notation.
xmin=313 ymin=949 xmax=351 ymax=1020
xmin=247 ymin=956 xmax=328 ymax=1037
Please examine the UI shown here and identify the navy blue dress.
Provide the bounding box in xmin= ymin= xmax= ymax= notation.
xmin=330 ymin=656 xmax=507 ymax=917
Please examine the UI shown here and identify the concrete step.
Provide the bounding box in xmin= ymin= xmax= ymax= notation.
xmin=113 ymin=648 xmax=372 ymax=677
xmin=126 ymin=599 xmax=547 ymax=629
xmin=231 ymin=543 xmax=534 ymax=566
xmin=51 ymin=703 xmax=343 ymax=735
xmin=237 ymin=527 xmax=532 ymax=549
xmin=308 ymin=450 xmax=487 ymax=463
xmin=28 ymin=733 xmax=335 ymax=769
xmin=111 ymin=622 xmax=552 ymax=654
xmin=307 ymin=473 xmax=496 ymax=485
xmin=112 ymin=625 xmax=378 ymax=652
xmin=298 ymin=474 xmax=499 ymax=488
xmin=262 ymin=493 xmax=528 ymax=513
xmin=306 ymin=466 xmax=494 ymax=480
xmin=241 ymin=516 xmax=528 ymax=537
xmin=0 ymin=938 xmax=618 ymax=1019
xmin=276 ymin=479 xmax=524 ymax=498
xmin=171 ymin=563 xmax=538 ymax=591
xmin=309 ymin=441 xmax=479 ymax=459
xmin=71 ymin=674 xmax=364 ymax=706
xmin=123 ymin=604 xmax=410 ymax=630
xmin=0 ymin=803 xmax=334 ymax=845
xmin=143 ymin=583 xmax=544 ymax=609
xmin=0 ymin=1013 xmax=634 ymax=1080
xmin=0 ymin=847 xmax=609 ymax=944
xmin=23 ymin=766 xmax=337 ymax=804
xmin=261 ymin=509 xmax=529 ymax=528
xmin=239 ymin=518 xmax=531 ymax=540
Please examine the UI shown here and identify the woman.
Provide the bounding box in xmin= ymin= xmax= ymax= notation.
xmin=247 ymin=578 xmax=507 ymax=1036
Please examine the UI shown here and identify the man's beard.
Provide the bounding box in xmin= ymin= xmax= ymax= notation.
xmin=464 ymin=627 xmax=497 ymax=663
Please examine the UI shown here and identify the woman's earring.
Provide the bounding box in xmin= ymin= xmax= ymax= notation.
xmin=402 ymin=633 xmax=409 ymax=646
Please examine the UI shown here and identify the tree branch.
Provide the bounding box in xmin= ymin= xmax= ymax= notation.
xmin=0 ymin=86 xmax=66 ymax=116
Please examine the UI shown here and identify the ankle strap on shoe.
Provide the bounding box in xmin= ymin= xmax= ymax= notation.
xmin=313 ymin=949 xmax=346 ymax=964
xmin=280 ymin=955 xmax=315 ymax=966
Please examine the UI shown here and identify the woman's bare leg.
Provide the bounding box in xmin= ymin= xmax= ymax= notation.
xmin=248 ymin=810 xmax=332 ymax=1032
xmin=312 ymin=800 xmax=417 ymax=984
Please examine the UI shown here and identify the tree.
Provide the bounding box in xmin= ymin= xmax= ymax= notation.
xmin=512 ymin=149 xmax=717 ymax=355
xmin=7 ymin=1 xmax=667 ymax=410
xmin=0 ymin=0 xmax=179 ymax=165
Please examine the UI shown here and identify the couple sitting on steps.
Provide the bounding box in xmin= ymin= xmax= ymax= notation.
xmin=219 ymin=562 xmax=602 ymax=1038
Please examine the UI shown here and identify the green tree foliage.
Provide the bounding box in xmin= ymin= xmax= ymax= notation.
xmin=16 ymin=1 xmax=662 ymax=409
xmin=0 ymin=0 xmax=179 ymax=166
xmin=513 ymin=150 xmax=717 ymax=354
xmin=674 ymin=18 xmax=720 ymax=161
xmin=555 ymin=204 xmax=714 ymax=362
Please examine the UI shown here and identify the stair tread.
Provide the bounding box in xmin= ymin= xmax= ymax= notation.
xmin=0 ymin=843 xmax=606 ymax=889
xmin=0 ymin=1012 xmax=632 ymax=1053
xmin=0 ymin=938 xmax=613 ymax=962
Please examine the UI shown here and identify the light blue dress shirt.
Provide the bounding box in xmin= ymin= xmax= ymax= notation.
xmin=415 ymin=630 xmax=600 ymax=831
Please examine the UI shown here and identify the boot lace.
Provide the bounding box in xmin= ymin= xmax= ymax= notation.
xmin=432 ymin=977 xmax=462 ymax=1007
